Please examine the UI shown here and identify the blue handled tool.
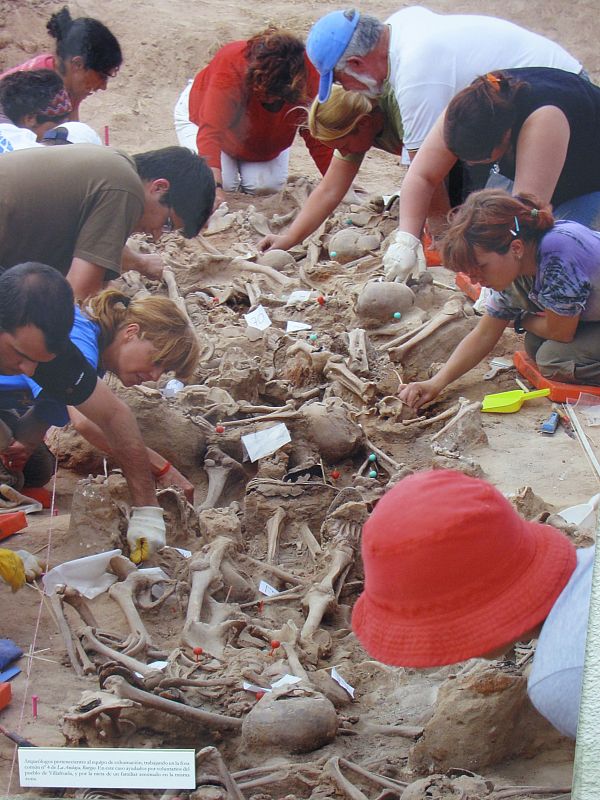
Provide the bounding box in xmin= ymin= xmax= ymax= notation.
xmin=541 ymin=411 xmax=560 ymax=435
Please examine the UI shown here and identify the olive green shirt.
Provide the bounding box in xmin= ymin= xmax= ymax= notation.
xmin=334 ymin=79 xmax=404 ymax=166
xmin=0 ymin=145 xmax=145 ymax=278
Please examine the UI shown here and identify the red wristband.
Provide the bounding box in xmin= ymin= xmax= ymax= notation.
xmin=154 ymin=461 xmax=171 ymax=478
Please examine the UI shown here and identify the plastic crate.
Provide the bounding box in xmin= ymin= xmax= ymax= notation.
xmin=0 ymin=511 xmax=27 ymax=542
xmin=513 ymin=350 xmax=600 ymax=403
xmin=455 ymin=272 xmax=482 ymax=301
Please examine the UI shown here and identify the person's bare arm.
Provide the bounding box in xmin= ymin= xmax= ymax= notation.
xmin=121 ymin=245 xmax=164 ymax=282
xmin=65 ymin=257 xmax=106 ymax=301
xmin=512 ymin=106 xmax=571 ymax=205
xmin=74 ymin=380 xmax=158 ymax=506
xmin=259 ymin=157 xmax=360 ymax=252
xmin=68 ymin=405 xmax=194 ymax=501
xmin=407 ymin=148 xmax=452 ymax=239
xmin=522 ymin=308 xmax=579 ymax=343
xmin=398 ymin=114 xmax=458 ymax=237
xmin=399 ymin=314 xmax=508 ymax=409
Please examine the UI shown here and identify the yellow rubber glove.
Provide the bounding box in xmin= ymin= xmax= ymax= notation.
xmin=0 ymin=548 xmax=26 ymax=591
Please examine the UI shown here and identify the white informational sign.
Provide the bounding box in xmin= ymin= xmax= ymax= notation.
xmin=286 ymin=320 xmax=312 ymax=333
xmin=241 ymin=423 xmax=291 ymax=462
xmin=19 ymin=747 xmax=195 ymax=790
xmin=244 ymin=305 xmax=272 ymax=331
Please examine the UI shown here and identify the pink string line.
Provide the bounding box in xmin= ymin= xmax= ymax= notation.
xmin=4 ymin=435 xmax=60 ymax=799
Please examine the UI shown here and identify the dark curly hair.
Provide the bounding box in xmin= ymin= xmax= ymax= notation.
xmin=0 ymin=69 xmax=69 ymax=125
xmin=47 ymin=6 xmax=122 ymax=76
xmin=244 ymin=28 xmax=307 ymax=104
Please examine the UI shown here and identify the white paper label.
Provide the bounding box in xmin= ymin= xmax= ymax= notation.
xmin=244 ymin=305 xmax=272 ymax=330
xmin=241 ymin=423 xmax=291 ymax=462
xmin=258 ymin=580 xmax=279 ymax=596
xmin=331 ymin=666 xmax=355 ymax=698
xmin=286 ymin=290 xmax=312 ymax=304
xmin=243 ymin=681 xmax=271 ymax=693
xmin=286 ymin=320 xmax=312 ymax=333
xmin=18 ymin=747 xmax=195 ymax=789
xmin=271 ymin=674 xmax=302 ymax=689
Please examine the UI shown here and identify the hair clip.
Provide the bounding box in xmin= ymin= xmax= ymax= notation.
xmin=510 ymin=215 xmax=520 ymax=237
xmin=485 ymin=73 xmax=501 ymax=91
xmin=531 ymin=208 xmax=539 ymax=218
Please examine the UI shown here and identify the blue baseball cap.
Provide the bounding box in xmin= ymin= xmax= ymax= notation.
xmin=307 ymin=9 xmax=361 ymax=103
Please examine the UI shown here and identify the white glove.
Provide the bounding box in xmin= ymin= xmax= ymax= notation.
xmin=16 ymin=549 xmax=44 ymax=581
xmin=127 ymin=506 xmax=166 ymax=564
xmin=383 ymin=231 xmax=426 ymax=282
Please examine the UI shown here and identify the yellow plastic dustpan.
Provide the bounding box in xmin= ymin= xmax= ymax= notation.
xmin=481 ymin=387 xmax=551 ymax=414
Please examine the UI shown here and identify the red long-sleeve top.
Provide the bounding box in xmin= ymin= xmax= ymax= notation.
xmin=188 ymin=40 xmax=332 ymax=175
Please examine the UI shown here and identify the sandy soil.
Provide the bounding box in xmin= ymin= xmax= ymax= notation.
xmin=0 ymin=1 xmax=599 ymax=798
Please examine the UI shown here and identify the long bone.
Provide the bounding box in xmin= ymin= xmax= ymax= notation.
xmin=48 ymin=592 xmax=85 ymax=677
xmin=430 ymin=397 xmax=482 ymax=442
xmin=266 ymin=507 xmax=286 ymax=564
xmin=181 ymin=536 xmax=246 ymax=658
xmin=388 ymin=297 xmax=466 ymax=360
xmin=80 ymin=626 xmax=164 ymax=683
xmin=199 ymin=446 xmax=246 ymax=510
xmin=301 ymin=501 xmax=366 ymax=641
xmin=103 ymin=675 xmax=242 ymax=731
xmin=323 ymin=357 xmax=376 ymax=403
xmin=219 ymin=401 xmax=299 ymax=428
xmin=347 ymin=328 xmax=370 ymax=376
xmin=107 ymin=570 xmax=175 ymax=656
xmin=195 ymin=746 xmax=246 ymax=800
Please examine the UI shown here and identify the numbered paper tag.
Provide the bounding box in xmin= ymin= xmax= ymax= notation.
xmin=331 ymin=666 xmax=355 ymax=698
xmin=271 ymin=674 xmax=302 ymax=689
xmin=241 ymin=423 xmax=291 ymax=462
xmin=258 ymin=580 xmax=279 ymax=597
xmin=243 ymin=681 xmax=272 ymax=694
xmin=244 ymin=305 xmax=272 ymax=330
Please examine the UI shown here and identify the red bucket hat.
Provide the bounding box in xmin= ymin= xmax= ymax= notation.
xmin=352 ymin=469 xmax=577 ymax=667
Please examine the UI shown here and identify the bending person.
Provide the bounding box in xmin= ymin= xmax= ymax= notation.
xmin=0 ymin=145 xmax=215 ymax=298
xmin=0 ymin=263 xmax=180 ymax=585
xmin=386 ymin=67 xmax=600 ymax=281
xmin=352 ymin=469 xmax=588 ymax=739
xmin=174 ymin=28 xmax=332 ymax=207
xmin=0 ymin=288 xmax=198 ymax=506
xmin=0 ymin=69 xmax=71 ymax=153
xmin=399 ymin=190 xmax=600 ymax=410
xmin=0 ymin=6 xmax=121 ymax=121
xmin=260 ymin=85 xmax=402 ymax=252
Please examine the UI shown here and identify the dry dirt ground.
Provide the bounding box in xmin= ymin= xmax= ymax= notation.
xmin=0 ymin=1 xmax=599 ymax=799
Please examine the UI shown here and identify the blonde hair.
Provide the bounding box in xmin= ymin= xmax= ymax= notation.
xmin=308 ymin=84 xmax=373 ymax=142
xmin=87 ymin=289 xmax=200 ymax=381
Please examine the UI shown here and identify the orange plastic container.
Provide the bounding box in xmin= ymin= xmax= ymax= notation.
xmin=421 ymin=232 xmax=442 ymax=267
xmin=455 ymin=272 xmax=482 ymax=301
xmin=0 ymin=681 xmax=11 ymax=711
xmin=514 ymin=350 xmax=600 ymax=403
xmin=0 ymin=511 xmax=27 ymax=542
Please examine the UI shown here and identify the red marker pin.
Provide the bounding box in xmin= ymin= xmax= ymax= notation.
xmin=331 ymin=469 xmax=340 ymax=480
xmin=255 ymin=690 xmax=265 ymax=700
xmin=316 ymin=296 xmax=326 ymax=306
xmin=193 ymin=646 xmax=203 ymax=662
xmin=215 ymin=425 xmax=225 ymax=434
xmin=269 ymin=639 xmax=281 ymax=656
xmin=31 ymin=695 xmax=39 ymax=719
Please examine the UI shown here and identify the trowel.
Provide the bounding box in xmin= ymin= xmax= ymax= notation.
xmin=558 ymin=493 xmax=600 ymax=529
xmin=481 ymin=387 xmax=550 ymax=413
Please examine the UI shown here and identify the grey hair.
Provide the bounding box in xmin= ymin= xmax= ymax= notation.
xmin=337 ymin=14 xmax=384 ymax=67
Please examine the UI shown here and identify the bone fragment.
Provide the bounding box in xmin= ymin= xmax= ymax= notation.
xmin=390 ymin=297 xmax=466 ymax=360
xmin=430 ymin=397 xmax=482 ymax=442
xmin=104 ymin=675 xmax=242 ymax=731
xmin=266 ymin=507 xmax=286 ymax=564
xmin=48 ymin=593 xmax=84 ymax=676
xmin=347 ymin=328 xmax=370 ymax=376
xmin=199 ymin=446 xmax=245 ymax=510
xmin=196 ymin=746 xmax=246 ymax=800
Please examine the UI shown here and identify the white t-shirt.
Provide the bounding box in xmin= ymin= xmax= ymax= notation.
xmin=0 ymin=123 xmax=42 ymax=154
xmin=386 ymin=6 xmax=582 ymax=150
xmin=527 ymin=546 xmax=593 ymax=739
